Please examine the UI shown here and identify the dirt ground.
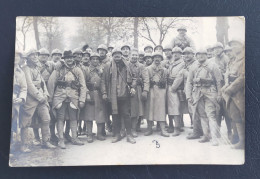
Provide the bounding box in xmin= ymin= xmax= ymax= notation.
xmin=9 ymin=115 xmax=244 ymax=167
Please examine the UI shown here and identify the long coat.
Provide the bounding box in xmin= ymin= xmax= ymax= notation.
xmin=166 ymin=58 xmax=185 ymax=115
xmin=38 ymin=61 xmax=56 ymax=83
xmin=128 ymin=62 xmax=149 ymax=118
xmin=47 ymin=63 xmax=86 ymax=117
xmin=81 ymin=65 xmax=108 ymax=123
xmin=145 ymin=63 xmax=168 ymax=121
xmin=223 ymin=53 xmax=245 ymax=121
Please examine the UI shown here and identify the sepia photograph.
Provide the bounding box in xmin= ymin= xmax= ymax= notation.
xmin=10 ymin=16 xmax=245 ymax=166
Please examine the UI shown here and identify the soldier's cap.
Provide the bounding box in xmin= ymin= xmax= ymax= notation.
xmin=163 ymin=45 xmax=172 ymax=52
xmin=177 ymin=25 xmax=187 ymax=32
xmin=144 ymin=53 xmax=152 ymax=58
xmin=51 ymin=49 xmax=62 ymax=56
xmin=112 ymin=47 xmax=123 ymax=56
xmin=182 ymin=47 xmax=194 ymax=54
xmin=213 ymin=42 xmax=224 ymax=49
xmin=195 ymin=48 xmax=207 ymax=55
xmin=86 ymin=48 xmax=92 ymax=54
xmin=152 ymin=52 xmax=163 ymax=59
xmin=72 ymin=48 xmax=83 ymax=55
xmin=26 ymin=49 xmax=39 ymax=57
xmin=39 ymin=48 xmax=50 ymax=56
xmin=172 ymin=47 xmax=183 ymax=53
xmin=228 ymin=39 xmax=243 ymax=46
xmin=121 ymin=44 xmax=131 ymax=50
xmin=82 ymin=50 xmax=91 ymax=56
xmin=108 ymin=45 xmax=114 ymax=49
xmin=144 ymin=45 xmax=153 ymax=51
xmin=90 ymin=52 xmax=100 ymax=59
xmin=139 ymin=50 xmax=145 ymax=56
xmin=61 ymin=50 xmax=75 ymax=59
xmin=97 ymin=44 xmax=108 ymax=52
xmin=224 ymin=45 xmax=233 ymax=52
xmin=154 ymin=45 xmax=163 ymax=51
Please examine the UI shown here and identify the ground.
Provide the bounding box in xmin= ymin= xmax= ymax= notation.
xmin=9 ymin=115 xmax=244 ymax=167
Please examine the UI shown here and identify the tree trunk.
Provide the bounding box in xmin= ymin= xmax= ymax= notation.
xmin=23 ymin=33 xmax=26 ymax=51
xmin=216 ymin=17 xmax=229 ymax=46
xmin=33 ymin=17 xmax=41 ymax=49
xmin=133 ymin=17 xmax=139 ymax=49
xmin=107 ymin=29 xmax=111 ymax=47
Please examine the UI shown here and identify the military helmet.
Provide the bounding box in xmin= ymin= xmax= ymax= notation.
xmin=139 ymin=50 xmax=145 ymax=56
xmin=39 ymin=48 xmax=50 ymax=56
xmin=97 ymin=44 xmax=108 ymax=52
xmin=51 ymin=49 xmax=62 ymax=56
xmin=121 ymin=44 xmax=131 ymax=50
xmin=144 ymin=44 xmax=153 ymax=51
xmin=172 ymin=47 xmax=183 ymax=53
xmin=112 ymin=47 xmax=122 ymax=56
xmin=26 ymin=49 xmax=39 ymax=57
xmin=152 ymin=52 xmax=163 ymax=59
xmin=82 ymin=50 xmax=91 ymax=56
xmin=154 ymin=45 xmax=163 ymax=51
xmin=224 ymin=45 xmax=233 ymax=52
xmin=72 ymin=48 xmax=83 ymax=55
xmin=90 ymin=52 xmax=100 ymax=59
xmin=86 ymin=48 xmax=92 ymax=54
xmin=182 ymin=47 xmax=194 ymax=54
xmin=177 ymin=25 xmax=187 ymax=32
xmin=228 ymin=38 xmax=243 ymax=46
xmin=144 ymin=53 xmax=152 ymax=58
xmin=213 ymin=42 xmax=224 ymax=49
xmin=196 ymin=48 xmax=207 ymax=55
xmin=206 ymin=45 xmax=213 ymax=50
xmin=163 ymin=45 xmax=172 ymax=52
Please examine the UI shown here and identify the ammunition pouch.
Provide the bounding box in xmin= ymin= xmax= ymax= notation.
xmin=57 ymin=80 xmax=81 ymax=90
xmin=194 ymin=78 xmax=214 ymax=87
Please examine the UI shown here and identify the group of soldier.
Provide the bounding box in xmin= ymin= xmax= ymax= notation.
xmin=11 ymin=26 xmax=245 ymax=153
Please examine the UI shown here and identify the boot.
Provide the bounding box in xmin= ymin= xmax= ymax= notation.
xmin=187 ymin=133 xmax=200 ymax=140
xmin=86 ymin=121 xmax=93 ymax=143
xmin=106 ymin=120 xmax=112 ymax=133
xmin=70 ymin=120 xmax=84 ymax=145
xmin=64 ymin=121 xmax=72 ymax=143
xmin=77 ymin=121 xmax=82 ymax=136
xmin=232 ymin=123 xmax=245 ymax=149
xmin=159 ymin=122 xmax=169 ymax=137
xmin=102 ymin=123 xmax=106 ymax=136
xmin=97 ymin=123 xmax=106 ymax=141
xmin=58 ymin=139 xmax=66 ymax=149
xmin=167 ymin=117 xmax=174 ymax=133
xmin=82 ymin=121 xmax=87 ymax=135
xmin=120 ymin=129 xmax=126 ymax=138
xmin=199 ymin=136 xmax=210 ymax=143
xmin=156 ymin=123 xmax=160 ymax=131
xmin=42 ymin=141 xmax=56 ymax=149
xmin=212 ymin=140 xmax=219 ymax=146
xmin=172 ymin=128 xmax=180 ymax=137
xmin=112 ymin=134 xmax=121 ymax=143
xmin=33 ymin=128 xmax=41 ymax=146
xmin=50 ymin=122 xmax=59 ymax=145
xmin=131 ymin=117 xmax=138 ymax=137
xmin=131 ymin=129 xmax=138 ymax=138
xmin=144 ymin=120 xmax=153 ymax=136
xmin=71 ymin=138 xmax=84 ymax=145
xmin=127 ymin=135 xmax=136 ymax=144
xmin=136 ymin=117 xmax=141 ymax=132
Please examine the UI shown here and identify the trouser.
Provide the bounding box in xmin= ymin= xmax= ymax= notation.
xmin=131 ymin=116 xmax=139 ymax=131
xmin=56 ymin=102 xmax=78 ymax=140
xmin=229 ymin=99 xmax=244 ymax=140
xmin=168 ymin=115 xmax=181 ymax=129
xmin=49 ymin=107 xmax=57 ymax=137
xmin=20 ymin=102 xmax=51 ymax=145
xmin=217 ymin=100 xmax=232 ymax=133
xmin=192 ymin=112 xmax=204 ymax=136
xmin=196 ymin=96 xmax=219 ymax=141
xmin=112 ymin=99 xmax=131 ymax=135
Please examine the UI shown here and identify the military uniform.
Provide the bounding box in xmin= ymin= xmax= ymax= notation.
xmin=171 ymin=34 xmax=195 ymax=50
xmin=186 ymin=58 xmax=223 ymax=145
xmin=47 ymin=50 xmax=87 ymax=148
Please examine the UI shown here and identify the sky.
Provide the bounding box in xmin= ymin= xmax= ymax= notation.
xmin=15 ymin=16 xmax=245 ymax=52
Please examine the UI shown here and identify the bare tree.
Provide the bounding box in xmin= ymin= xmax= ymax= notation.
xmin=17 ymin=17 xmax=33 ymax=51
xmin=133 ymin=17 xmax=139 ymax=48
xmin=33 ymin=17 xmax=41 ymax=49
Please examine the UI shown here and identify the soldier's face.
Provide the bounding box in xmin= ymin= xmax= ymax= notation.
xmin=138 ymin=55 xmax=144 ymax=64
xmin=113 ymin=52 xmax=122 ymax=64
xmin=39 ymin=54 xmax=49 ymax=63
xmin=144 ymin=47 xmax=153 ymax=53
xmin=98 ymin=49 xmax=107 ymax=58
xmin=230 ymin=42 xmax=243 ymax=55
xmin=153 ymin=56 xmax=162 ymax=65
xmin=64 ymin=57 xmax=74 ymax=65
xmin=121 ymin=47 xmax=130 ymax=56
xmin=207 ymin=49 xmax=213 ymax=59
xmin=82 ymin=54 xmax=90 ymax=64
xmin=154 ymin=47 xmax=163 ymax=53
xmin=172 ymin=52 xmax=182 ymax=60
xmin=90 ymin=56 xmax=100 ymax=67
xmin=196 ymin=53 xmax=207 ymax=63
xmin=178 ymin=29 xmax=186 ymax=36
xmin=28 ymin=53 xmax=39 ymax=63
xmin=52 ymin=54 xmax=62 ymax=63
xmin=224 ymin=50 xmax=235 ymax=59
xmin=183 ymin=52 xmax=193 ymax=62
xmin=214 ymin=47 xmax=223 ymax=56
xmin=130 ymin=52 xmax=139 ymax=63
xmin=73 ymin=53 xmax=82 ymax=62
xmin=145 ymin=57 xmax=153 ymax=66
xmin=164 ymin=50 xmax=172 ymax=58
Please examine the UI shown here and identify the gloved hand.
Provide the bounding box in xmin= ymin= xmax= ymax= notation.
xmin=141 ymin=91 xmax=148 ymax=101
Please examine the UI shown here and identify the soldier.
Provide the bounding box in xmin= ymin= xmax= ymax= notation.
xmin=20 ymin=49 xmax=56 ymax=152
xmin=138 ymin=50 xmax=145 ymax=64
xmin=108 ymin=45 xmax=114 ymax=53
xmin=51 ymin=49 xmax=62 ymax=64
xmin=154 ymin=45 xmax=164 ymax=53
xmin=121 ymin=44 xmax=131 ymax=61
xmin=47 ymin=50 xmax=87 ymax=149
xmin=101 ymin=47 xmax=136 ymax=144
xmin=171 ymin=26 xmax=195 ymax=50
xmin=82 ymin=50 xmax=91 ymax=67
xmin=222 ymin=39 xmax=245 ymax=149
xmin=144 ymin=53 xmax=153 ymax=67
xmin=206 ymin=45 xmax=214 ymax=59
xmin=162 ymin=45 xmax=173 ymax=69
xmin=144 ymin=45 xmax=153 ymax=54
xmin=73 ymin=48 xmax=83 ymax=66
xmin=144 ymin=52 xmax=169 ymax=137
xmin=11 ymin=52 xmax=27 ymax=150
xmin=82 ymin=53 xmax=108 ymax=142
xmin=212 ymin=42 xmax=232 ymax=139
xmin=186 ymin=48 xmax=223 ymax=146
xmin=128 ymin=50 xmax=149 ymax=137
xmin=166 ymin=47 xmax=185 ymax=136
